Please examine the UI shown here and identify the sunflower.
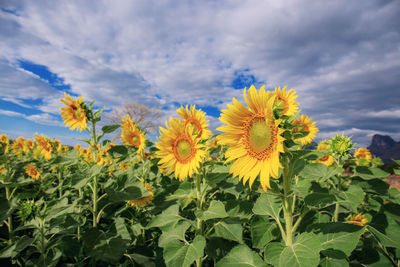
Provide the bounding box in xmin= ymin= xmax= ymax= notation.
xmin=176 ymin=105 xmax=212 ymax=140
xmin=24 ymin=139 xmax=34 ymax=152
xmin=155 ymin=118 xmax=207 ymax=181
xmin=315 ymin=141 xmax=334 ymax=167
xmin=0 ymin=134 xmax=9 ymax=153
xmin=11 ymin=137 xmax=26 ymax=156
xmin=0 ymin=165 xmax=5 ymax=174
xmin=217 ymin=85 xmax=285 ymax=191
xmin=271 ymin=86 xmax=299 ymax=116
xmin=26 ymin=164 xmax=40 ymax=180
xmin=60 ymin=92 xmax=88 ymax=132
xmin=34 ymin=134 xmax=52 ymax=160
xmin=354 ymin=148 xmax=372 ymax=162
xmin=121 ymin=115 xmax=146 ymax=154
xmin=292 ymin=115 xmax=318 ymax=146
xmin=119 ymin=162 xmax=131 ymax=170
xmin=347 ymin=213 xmax=368 ymax=226
xmin=127 ymin=180 xmax=154 ymax=208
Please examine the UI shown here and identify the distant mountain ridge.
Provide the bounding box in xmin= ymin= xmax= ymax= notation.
xmin=368 ymin=134 xmax=400 ymax=163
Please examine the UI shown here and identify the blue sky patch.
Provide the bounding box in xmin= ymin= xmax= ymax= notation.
xmin=231 ymin=69 xmax=257 ymax=90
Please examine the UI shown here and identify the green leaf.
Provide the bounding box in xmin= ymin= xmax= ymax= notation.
xmin=225 ymin=200 xmax=253 ymax=221
xmin=337 ymin=185 xmax=364 ymax=212
xmin=213 ymin=221 xmax=243 ymax=243
xmin=102 ymin=124 xmax=120 ymax=134
xmin=126 ymin=253 xmax=156 ymax=267
xmin=0 ymin=236 xmax=33 ymax=258
xmin=107 ymin=145 xmax=128 ymax=156
xmin=82 ymin=228 xmax=129 ymax=263
xmin=305 ymin=193 xmax=336 ymax=208
xmin=216 ymin=244 xmax=267 ymax=267
xmin=278 ymin=233 xmax=322 ymax=267
xmin=294 ymin=179 xmax=312 ymax=198
xmin=299 ymin=163 xmax=337 ymax=181
xmin=355 ymin=166 xmax=389 ymax=180
xmin=250 ymin=216 xmax=279 ymax=249
xmin=159 ymin=221 xmax=191 ymax=247
xmin=264 ymin=242 xmax=285 ymax=266
xmin=196 ymin=200 xmax=228 ymax=221
xmin=206 ymin=164 xmax=231 ymax=185
xmin=368 ymin=225 xmax=400 ymax=250
xmin=320 ymin=257 xmax=349 ymax=267
xmin=163 ymin=235 xmax=206 ymax=267
xmin=308 ymin=223 xmax=364 ymax=256
xmin=114 ymin=217 xmax=130 ymax=240
xmin=106 ymin=185 xmax=147 ymax=202
xmin=146 ymin=204 xmax=183 ymax=229
xmin=253 ymin=193 xmax=281 ymax=220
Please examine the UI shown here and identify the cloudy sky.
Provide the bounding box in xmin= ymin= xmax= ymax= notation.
xmin=0 ymin=0 xmax=399 ymax=147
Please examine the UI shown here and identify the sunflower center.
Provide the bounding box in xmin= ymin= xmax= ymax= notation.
xmin=186 ymin=119 xmax=203 ymax=137
xmin=248 ymin=118 xmax=273 ymax=153
xmin=319 ymin=155 xmax=329 ymax=161
xmin=130 ymin=133 xmax=141 ymax=147
xmin=173 ymin=136 xmax=196 ymax=163
xmin=73 ymin=106 xmax=85 ymax=120
xmin=275 ymin=97 xmax=288 ymax=113
xmin=293 ymin=123 xmax=309 ymax=133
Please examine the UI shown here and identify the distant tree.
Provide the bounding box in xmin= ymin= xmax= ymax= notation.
xmin=107 ymin=102 xmax=163 ymax=140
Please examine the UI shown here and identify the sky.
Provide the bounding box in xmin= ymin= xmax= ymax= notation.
xmin=0 ymin=0 xmax=399 ymax=147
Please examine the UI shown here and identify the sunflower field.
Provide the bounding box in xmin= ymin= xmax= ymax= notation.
xmin=1 ymin=86 xmax=399 ymax=267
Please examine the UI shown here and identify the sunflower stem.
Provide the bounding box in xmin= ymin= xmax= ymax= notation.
xmin=90 ymin=117 xmax=99 ymax=227
xmin=333 ymin=165 xmax=342 ymax=222
xmin=283 ymin=158 xmax=294 ymax=246
xmin=5 ymin=185 xmax=13 ymax=243
xmin=194 ymin=173 xmax=204 ymax=267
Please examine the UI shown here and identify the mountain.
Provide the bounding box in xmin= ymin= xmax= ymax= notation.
xmin=368 ymin=134 xmax=400 ymax=163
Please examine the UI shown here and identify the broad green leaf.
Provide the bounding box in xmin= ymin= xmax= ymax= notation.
xmin=216 ymin=244 xmax=267 ymax=267
xmin=250 ymin=216 xmax=279 ymax=249
xmin=0 ymin=198 xmax=17 ymax=224
xmin=304 ymin=193 xmax=336 ymax=208
xmin=278 ymin=233 xmax=322 ymax=267
xmin=82 ymin=228 xmax=129 ymax=263
xmin=253 ymin=193 xmax=281 ymax=220
xmin=114 ymin=217 xmax=130 ymax=240
xmin=126 ymin=253 xmax=156 ymax=267
xmin=337 ymin=185 xmax=364 ymax=212
xmin=102 ymin=124 xmax=120 ymax=134
xmin=163 ymin=235 xmax=206 ymax=267
xmin=299 ymin=163 xmax=329 ymax=180
xmin=0 ymin=236 xmax=33 ymax=258
xmin=309 ymin=223 xmax=364 ymax=256
xmin=225 ymin=200 xmax=253 ymax=221
xmin=107 ymin=145 xmax=128 ymax=156
xmin=213 ymin=221 xmax=243 ymax=243
xmin=368 ymin=225 xmax=400 ymax=250
xmin=159 ymin=221 xmax=191 ymax=247
xmin=196 ymin=200 xmax=228 ymax=221
xmin=264 ymin=242 xmax=285 ymax=266
xmin=105 ymin=185 xmax=147 ymax=202
xmin=320 ymin=257 xmax=349 ymax=267
xmin=146 ymin=204 xmax=183 ymax=229
xmin=355 ymin=166 xmax=389 ymax=180
xmin=294 ymin=178 xmax=312 ymax=198
xmin=206 ymin=164 xmax=231 ymax=185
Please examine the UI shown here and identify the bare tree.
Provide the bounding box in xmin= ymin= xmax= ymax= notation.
xmin=107 ymin=102 xmax=163 ymax=140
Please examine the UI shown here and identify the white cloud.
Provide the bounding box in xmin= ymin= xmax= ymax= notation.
xmin=0 ymin=108 xmax=62 ymax=126
xmin=0 ymin=0 xmax=399 ymax=144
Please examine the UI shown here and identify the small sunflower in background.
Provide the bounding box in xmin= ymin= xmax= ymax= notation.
xmin=26 ymin=164 xmax=40 ymax=180
xmin=292 ymin=114 xmax=318 ymax=146
xmin=354 ymin=148 xmax=372 ymax=164
xmin=271 ymin=86 xmax=299 ymax=116
xmin=11 ymin=136 xmax=26 ymax=157
xmin=127 ymin=180 xmax=154 ymax=208
xmin=0 ymin=134 xmax=9 ymax=153
xmin=217 ymin=85 xmax=285 ymax=191
xmin=176 ymin=105 xmax=212 ymax=140
xmin=34 ymin=134 xmax=52 ymax=160
xmin=0 ymin=165 xmax=5 ymax=174
xmin=347 ymin=213 xmax=368 ymax=227
xmin=315 ymin=140 xmax=334 ymax=167
xmin=121 ymin=115 xmax=146 ymax=154
xmin=155 ymin=118 xmax=207 ymax=181
xmin=60 ymin=92 xmax=88 ymax=132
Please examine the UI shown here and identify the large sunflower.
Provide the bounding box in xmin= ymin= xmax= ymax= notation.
xmin=292 ymin=115 xmax=318 ymax=146
xmin=176 ymin=105 xmax=212 ymax=140
xmin=354 ymin=148 xmax=372 ymax=162
xmin=271 ymin=86 xmax=299 ymax=116
xmin=60 ymin=92 xmax=88 ymax=132
xmin=217 ymin=85 xmax=285 ymax=191
xmin=121 ymin=115 xmax=146 ymax=154
xmin=34 ymin=134 xmax=52 ymax=160
xmin=315 ymin=141 xmax=334 ymax=167
xmin=155 ymin=118 xmax=207 ymax=181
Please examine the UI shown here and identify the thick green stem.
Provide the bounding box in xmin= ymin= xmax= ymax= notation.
xmin=283 ymin=160 xmax=294 ymax=246
xmin=194 ymin=174 xmax=203 ymax=267
xmin=92 ymin=175 xmax=98 ymax=227
xmin=5 ymin=186 xmax=13 ymax=242
xmin=333 ymin=176 xmax=342 ymax=222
